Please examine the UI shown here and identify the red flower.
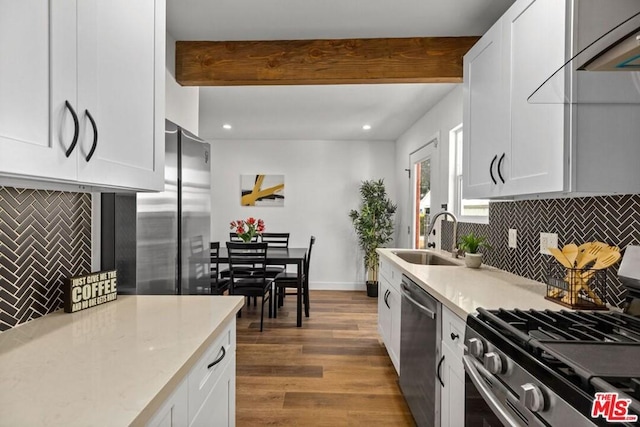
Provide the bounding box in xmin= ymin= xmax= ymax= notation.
xmin=230 ymin=217 xmax=265 ymax=242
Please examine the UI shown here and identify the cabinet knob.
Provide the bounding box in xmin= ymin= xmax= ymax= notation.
xmin=483 ymin=351 xmax=503 ymax=375
xmin=520 ymin=383 xmax=545 ymax=413
xmin=468 ymin=338 xmax=484 ymax=358
xmin=450 ymin=332 xmax=459 ymax=341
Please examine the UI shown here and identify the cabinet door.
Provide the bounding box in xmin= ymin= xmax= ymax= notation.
xmin=0 ymin=0 xmax=78 ymax=181
xmin=190 ymin=357 xmax=236 ymax=427
xmin=76 ymin=0 xmax=164 ymax=191
xmin=502 ymin=0 xmax=566 ymax=196
xmin=146 ymin=379 xmax=188 ymax=427
xmin=377 ymin=278 xmax=391 ymax=346
xmin=388 ymin=283 xmax=401 ymax=374
xmin=440 ymin=343 xmax=465 ymax=427
xmin=462 ymin=20 xmax=508 ymax=199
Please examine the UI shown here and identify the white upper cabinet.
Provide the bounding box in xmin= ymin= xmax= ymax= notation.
xmin=0 ymin=0 xmax=165 ymax=191
xmin=0 ymin=0 xmax=77 ymax=182
xmin=463 ymin=0 xmax=640 ymax=199
xmin=502 ymin=0 xmax=566 ymax=197
xmin=462 ymin=20 xmax=507 ymax=199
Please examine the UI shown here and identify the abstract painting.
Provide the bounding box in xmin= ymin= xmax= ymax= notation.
xmin=241 ymin=174 xmax=285 ymax=206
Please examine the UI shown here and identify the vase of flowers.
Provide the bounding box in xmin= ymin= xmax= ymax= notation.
xmin=230 ymin=217 xmax=265 ymax=242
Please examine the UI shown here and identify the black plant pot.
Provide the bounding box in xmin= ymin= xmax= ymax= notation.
xmin=366 ymin=281 xmax=378 ymax=298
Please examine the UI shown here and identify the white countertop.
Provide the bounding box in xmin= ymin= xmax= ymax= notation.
xmin=0 ymin=295 xmax=244 ymax=427
xmin=378 ymin=248 xmax=566 ymax=319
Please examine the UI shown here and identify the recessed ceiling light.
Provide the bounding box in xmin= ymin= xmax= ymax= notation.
xmin=362 ymin=124 xmax=372 ymax=131
xmin=222 ymin=124 xmax=232 ymax=130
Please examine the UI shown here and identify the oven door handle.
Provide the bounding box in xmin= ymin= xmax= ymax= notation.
xmin=463 ymin=355 xmax=522 ymax=427
xmin=400 ymin=283 xmax=436 ymax=319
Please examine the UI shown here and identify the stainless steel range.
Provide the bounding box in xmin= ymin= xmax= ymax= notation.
xmin=463 ymin=246 xmax=640 ymax=426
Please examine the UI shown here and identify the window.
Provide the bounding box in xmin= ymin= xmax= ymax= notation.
xmin=450 ymin=124 xmax=489 ymax=222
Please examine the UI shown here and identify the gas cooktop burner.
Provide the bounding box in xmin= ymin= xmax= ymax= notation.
xmin=465 ymin=247 xmax=640 ymax=426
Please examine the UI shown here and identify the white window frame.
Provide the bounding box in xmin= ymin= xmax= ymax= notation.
xmin=449 ymin=124 xmax=489 ymax=224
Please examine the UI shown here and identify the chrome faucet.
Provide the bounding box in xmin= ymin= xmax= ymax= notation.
xmin=425 ymin=210 xmax=460 ymax=258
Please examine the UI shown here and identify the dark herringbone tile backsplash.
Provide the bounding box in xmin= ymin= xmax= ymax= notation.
xmin=0 ymin=187 xmax=91 ymax=331
xmin=442 ymin=194 xmax=640 ymax=308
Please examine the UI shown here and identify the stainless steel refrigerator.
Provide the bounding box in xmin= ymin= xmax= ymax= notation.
xmin=101 ymin=121 xmax=211 ymax=294
xmin=134 ymin=120 xmax=211 ymax=294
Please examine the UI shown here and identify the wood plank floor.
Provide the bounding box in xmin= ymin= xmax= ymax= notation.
xmin=235 ymin=290 xmax=415 ymax=426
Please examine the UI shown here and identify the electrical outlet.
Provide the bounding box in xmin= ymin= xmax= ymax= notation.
xmin=540 ymin=232 xmax=558 ymax=255
xmin=508 ymin=229 xmax=517 ymax=248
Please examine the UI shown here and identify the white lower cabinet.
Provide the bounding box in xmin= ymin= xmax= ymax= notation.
xmin=148 ymin=319 xmax=236 ymax=427
xmin=440 ymin=343 xmax=465 ymax=427
xmin=190 ymin=357 xmax=235 ymax=427
xmin=440 ymin=306 xmax=466 ymax=427
xmin=147 ymin=379 xmax=189 ymax=427
xmin=378 ymin=259 xmax=401 ymax=374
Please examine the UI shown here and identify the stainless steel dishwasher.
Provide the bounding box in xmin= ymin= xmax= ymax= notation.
xmin=399 ymin=274 xmax=441 ymax=427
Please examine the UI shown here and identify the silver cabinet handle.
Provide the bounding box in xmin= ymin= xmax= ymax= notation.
xmin=400 ymin=283 xmax=436 ymax=319
xmin=463 ymin=355 xmax=521 ymax=427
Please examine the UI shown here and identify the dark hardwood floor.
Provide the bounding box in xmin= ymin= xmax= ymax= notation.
xmin=235 ymin=290 xmax=415 ymax=426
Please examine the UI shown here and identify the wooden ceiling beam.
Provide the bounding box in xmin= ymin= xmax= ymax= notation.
xmin=175 ymin=37 xmax=480 ymax=86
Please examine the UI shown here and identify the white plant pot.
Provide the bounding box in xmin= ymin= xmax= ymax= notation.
xmin=464 ymin=253 xmax=483 ymax=268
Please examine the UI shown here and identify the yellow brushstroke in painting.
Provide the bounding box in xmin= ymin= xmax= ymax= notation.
xmin=241 ymin=175 xmax=284 ymax=206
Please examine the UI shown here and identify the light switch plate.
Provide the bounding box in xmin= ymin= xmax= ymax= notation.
xmin=540 ymin=232 xmax=558 ymax=255
xmin=508 ymin=229 xmax=517 ymax=248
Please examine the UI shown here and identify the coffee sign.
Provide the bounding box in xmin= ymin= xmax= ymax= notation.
xmin=64 ymin=270 xmax=118 ymax=313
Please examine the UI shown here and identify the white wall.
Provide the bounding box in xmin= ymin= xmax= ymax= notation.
xmin=394 ymin=86 xmax=463 ymax=248
xmin=209 ymin=139 xmax=396 ymax=290
xmin=165 ymin=33 xmax=199 ymax=134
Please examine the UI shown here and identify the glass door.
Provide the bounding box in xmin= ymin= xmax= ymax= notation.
xmin=409 ymin=140 xmax=436 ymax=249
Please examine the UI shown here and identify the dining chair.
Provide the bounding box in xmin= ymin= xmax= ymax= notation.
xmin=226 ymin=242 xmax=273 ymax=332
xmin=273 ymin=236 xmax=315 ymax=319
xmin=209 ymin=242 xmax=230 ymax=295
xmin=260 ymin=232 xmax=290 ymax=278
xmin=220 ymin=232 xmax=260 ymax=279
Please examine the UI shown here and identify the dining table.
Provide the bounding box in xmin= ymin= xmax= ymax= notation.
xmin=216 ymin=247 xmax=307 ymax=327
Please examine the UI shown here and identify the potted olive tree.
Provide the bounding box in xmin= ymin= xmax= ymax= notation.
xmin=458 ymin=232 xmax=491 ymax=268
xmin=349 ymin=179 xmax=397 ymax=297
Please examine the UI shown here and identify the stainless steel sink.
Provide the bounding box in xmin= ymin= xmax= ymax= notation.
xmin=392 ymin=251 xmax=458 ymax=266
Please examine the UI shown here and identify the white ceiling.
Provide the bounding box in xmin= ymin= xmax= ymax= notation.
xmin=166 ymin=0 xmax=515 ymax=141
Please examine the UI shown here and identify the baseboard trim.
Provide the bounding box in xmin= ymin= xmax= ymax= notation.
xmin=309 ymin=282 xmax=366 ymax=291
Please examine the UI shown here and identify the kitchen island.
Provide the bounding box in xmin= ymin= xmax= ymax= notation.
xmin=0 ymin=295 xmax=244 ymax=426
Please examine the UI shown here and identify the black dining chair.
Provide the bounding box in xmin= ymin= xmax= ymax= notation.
xmin=210 ymin=242 xmax=230 ymax=295
xmin=260 ymin=232 xmax=290 ymax=278
xmin=273 ymin=236 xmax=315 ymax=319
xmin=226 ymin=242 xmax=273 ymax=332
xmin=220 ymin=232 xmax=260 ymax=279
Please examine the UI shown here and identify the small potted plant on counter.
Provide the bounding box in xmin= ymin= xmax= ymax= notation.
xmin=458 ymin=232 xmax=491 ymax=268
xmin=349 ymin=179 xmax=397 ymax=297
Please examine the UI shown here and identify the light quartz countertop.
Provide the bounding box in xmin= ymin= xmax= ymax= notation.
xmin=0 ymin=295 xmax=244 ymax=427
xmin=378 ymin=248 xmax=566 ymax=319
